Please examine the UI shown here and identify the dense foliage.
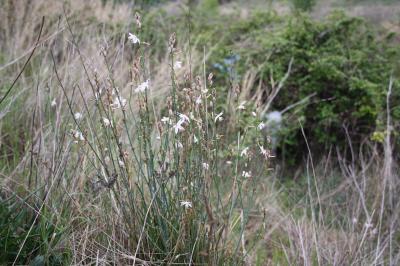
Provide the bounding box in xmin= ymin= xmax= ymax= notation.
xmin=291 ymin=0 xmax=316 ymax=11
xmin=191 ymin=10 xmax=400 ymax=162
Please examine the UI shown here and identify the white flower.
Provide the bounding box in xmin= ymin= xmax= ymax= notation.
xmin=161 ymin=116 xmax=172 ymax=125
xmin=202 ymin=163 xmax=209 ymax=170
xmin=260 ymin=146 xmax=274 ymax=158
xmin=71 ymin=129 xmax=85 ymax=143
xmin=74 ymin=112 xmax=83 ymax=121
xmin=364 ymin=222 xmax=374 ymax=229
xmin=156 ymin=135 xmax=161 ymax=140
xmin=352 ymin=217 xmax=358 ymax=224
xmin=252 ymin=112 xmax=257 ymax=117
xmin=173 ymin=120 xmax=185 ymax=134
xmin=237 ymin=101 xmax=246 ymax=110
xmin=111 ymin=87 xmax=120 ymax=95
xmin=118 ymin=159 xmax=125 ymax=167
xmin=134 ymin=80 xmax=150 ymax=93
xmin=242 ymin=171 xmax=252 ymax=178
xmin=176 ymin=141 xmax=183 ymax=149
xmin=180 ymin=200 xmax=192 ymax=209
xmin=111 ymin=96 xmax=127 ymax=109
xmin=214 ymin=112 xmax=224 ymax=123
xmin=128 ymin=33 xmax=140 ymax=44
xmin=102 ymin=117 xmax=112 ymax=127
xmin=171 ymin=113 xmax=190 ymax=134
xmin=178 ymin=113 xmax=190 ymax=123
xmin=174 ymin=61 xmax=182 ymax=70
xmin=260 ymin=146 xmax=268 ymax=157
xmin=193 ymin=135 xmax=198 ymax=143
xmin=51 ymin=99 xmax=57 ymax=107
xmin=94 ymin=92 xmax=101 ymax=101
xmin=94 ymin=88 xmax=103 ymax=101
xmin=240 ymin=147 xmax=249 ymax=157
xmin=195 ymin=96 xmax=202 ymax=105
xmin=258 ymin=122 xmax=266 ymax=130
xmin=260 ymin=146 xmax=266 ymax=155
xmin=226 ymin=160 xmax=233 ymax=165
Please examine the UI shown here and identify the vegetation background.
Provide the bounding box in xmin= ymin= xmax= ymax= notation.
xmin=0 ymin=0 xmax=399 ymax=265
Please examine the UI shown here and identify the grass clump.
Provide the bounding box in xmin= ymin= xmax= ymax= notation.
xmin=0 ymin=193 xmax=70 ymax=265
xmin=0 ymin=12 xmax=271 ymax=264
xmin=1 ymin=1 xmax=399 ymax=265
xmin=88 ymin=39 xmax=268 ymax=264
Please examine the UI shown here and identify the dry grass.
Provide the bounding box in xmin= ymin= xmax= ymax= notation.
xmin=313 ymin=0 xmax=400 ymax=23
xmin=0 ymin=0 xmax=399 ymax=265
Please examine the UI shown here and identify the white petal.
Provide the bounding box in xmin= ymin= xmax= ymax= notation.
xmin=174 ymin=61 xmax=182 ymax=70
xmin=134 ymin=80 xmax=150 ymax=93
xmin=128 ymin=33 xmax=140 ymax=44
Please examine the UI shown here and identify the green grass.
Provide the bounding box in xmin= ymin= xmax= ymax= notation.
xmin=0 ymin=193 xmax=70 ymax=265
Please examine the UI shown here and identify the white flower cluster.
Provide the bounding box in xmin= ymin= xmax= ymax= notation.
xmin=134 ymin=80 xmax=150 ymax=93
xmin=214 ymin=112 xmax=223 ymax=123
xmin=128 ymin=33 xmax=140 ymax=44
xmin=173 ymin=113 xmax=190 ymax=134
xmin=71 ymin=129 xmax=85 ymax=143
xmin=242 ymin=171 xmax=252 ymax=178
xmin=180 ymin=200 xmax=192 ymax=209
xmin=110 ymin=96 xmax=127 ymax=110
xmin=74 ymin=112 xmax=83 ymax=121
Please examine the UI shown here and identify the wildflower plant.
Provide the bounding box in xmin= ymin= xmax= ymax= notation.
xmin=46 ymin=13 xmax=273 ymax=265
xmin=1 ymin=2 xmax=399 ymax=265
xmin=0 ymin=6 xmax=280 ymax=262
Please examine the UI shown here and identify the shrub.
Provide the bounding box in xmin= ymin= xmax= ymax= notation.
xmin=254 ymin=12 xmax=399 ymax=160
xmin=291 ymin=0 xmax=316 ymax=11
xmin=193 ymin=10 xmax=400 ymax=162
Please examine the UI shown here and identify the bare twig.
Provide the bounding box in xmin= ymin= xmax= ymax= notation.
xmin=0 ymin=17 xmax=45 ymax=107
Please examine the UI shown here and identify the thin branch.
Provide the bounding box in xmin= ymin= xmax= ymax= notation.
xmin=0 ymin=17 xmax=45 ymax=106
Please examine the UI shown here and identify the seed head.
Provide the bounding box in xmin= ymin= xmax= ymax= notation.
xmin=135 ymin=12 xmax=141 ymax=29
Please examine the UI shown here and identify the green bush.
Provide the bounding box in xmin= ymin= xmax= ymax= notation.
xmin=291 ymin=0 xmax=316 ymax=11
xmin=192 ymin=10 xmax=400 ymax=162
xmin=254 ymin=12 xmax=399 ymax=159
